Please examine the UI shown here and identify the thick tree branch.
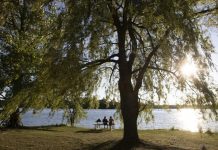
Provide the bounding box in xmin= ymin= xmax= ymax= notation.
xmin=109 ymin=63 xmax=118 ymax=83
xmin=108 ymin=0 xmax=127 ymax=63
xmin=115 ymin=0 xmax=124 ymax=10
xmin=134 ymin=28 xmax=170 ymax=92
xmin=123 ymin=0 xmax=129 ymax=26
xmin=133 ymin=28 xmax=146 ymax=56
xmin=81 ymin=54 xmax=118 ymax=69
xmin=132 ymin=66 xmax=177 ymax=78
xmin=107 ymin=0 xmax=121 ymax=28
xmin=127 ymin=22 xmax=137 ymax=69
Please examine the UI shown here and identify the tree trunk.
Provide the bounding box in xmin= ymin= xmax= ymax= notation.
xmin=119 ymin=76 xmax=139 ymax=143
xmin=122 ymin=94 xmax=139 ymax=143
xmin=116 ymin=22 xmax=139 ymax=143
xmin=6 ymin=109 xmax=21 ymax=128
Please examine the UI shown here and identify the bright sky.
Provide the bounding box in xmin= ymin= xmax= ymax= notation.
xmin=210 ymin=29 xmax=218 ymax=83
xmin=96 ymin=29 xmax=218 ymax=104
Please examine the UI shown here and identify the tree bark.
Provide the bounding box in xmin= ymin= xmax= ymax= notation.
xmin=121 ymin=92 xmax=139 ymax=143
xmin=119 ymin=71 xmax=139 ymax=143
xmin=116 ymin=16 xmax=140 ymax=143
xmin=6 ymin=109 xmax=21 ymax=128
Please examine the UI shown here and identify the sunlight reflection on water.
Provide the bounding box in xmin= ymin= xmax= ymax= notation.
xmin=177 ymin=109 xmax=202 ymax=132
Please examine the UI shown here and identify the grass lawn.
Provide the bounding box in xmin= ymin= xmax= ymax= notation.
xmin=0 ymin=126 xmax=218 ymax=150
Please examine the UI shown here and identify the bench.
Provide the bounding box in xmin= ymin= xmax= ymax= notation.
xmin=93 ymin=123 xmax=115 ymax=130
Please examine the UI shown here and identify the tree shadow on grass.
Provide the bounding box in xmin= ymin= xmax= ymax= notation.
xmin=91 ymin=139 xmax=188 ymax=150
xmin=20 ymin=126 xmax=61 ymax=132
xmin=0 ymin=127 xmax=8 ymax=132
xmin=0 ymin=125 xmax=64 ymax=132
xmin=76 ymin=129 xmax=106 ymax=134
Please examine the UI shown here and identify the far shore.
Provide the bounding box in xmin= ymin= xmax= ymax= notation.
xmin=0 ymin=126 xmax=218 ymax=150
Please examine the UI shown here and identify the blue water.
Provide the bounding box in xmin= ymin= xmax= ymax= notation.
xmin=21 ymin=109 xmax=218 ymax=132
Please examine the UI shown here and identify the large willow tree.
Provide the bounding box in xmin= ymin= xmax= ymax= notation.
xmin=58 ymin=0 xmax=218 ymax=143
xmin=0 ymin=0 xmax=99 ymax=127
xmin=1 ymin=0 xmax=217 ymax=144
xmin=0 ymin=0 xmax=51 ymax=127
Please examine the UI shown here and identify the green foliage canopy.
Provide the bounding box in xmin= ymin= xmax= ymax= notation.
xmin=0 ymin=1 xmax=218 ymax=131
xmin=0 ymin=0 xmax=101 ymax=124
xmin=58 ymin=0 xmax=218 ymax=113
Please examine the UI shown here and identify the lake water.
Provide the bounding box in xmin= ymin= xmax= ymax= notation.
xmin=21 ymin=109 xmax=218 ymax=132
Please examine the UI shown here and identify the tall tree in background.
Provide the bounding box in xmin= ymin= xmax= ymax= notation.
xmin=0 ymin=0 xmax=50 ymax=127
xmin=59 ymin=0 xmax=218 ymax=143
xmin=0 ymin=0 xmax=99 ymax=127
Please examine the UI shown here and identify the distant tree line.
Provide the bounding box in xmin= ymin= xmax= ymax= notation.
xmin=97 ymin=99 xmax=119 ymax=109
xmin=1 ymin=99 xmax=217 ymax=110
xmin=0 ymin=97 xmax=118 ymax=110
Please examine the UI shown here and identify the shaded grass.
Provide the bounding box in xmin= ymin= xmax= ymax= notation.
xmin=0 ymin=126 xmax=218 ymax=150
xmin=92 ymin=140 xmax=188 ymax=150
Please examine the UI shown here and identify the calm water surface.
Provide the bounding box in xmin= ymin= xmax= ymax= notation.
xmin=21 ymin=109 xmax=218 ymax=132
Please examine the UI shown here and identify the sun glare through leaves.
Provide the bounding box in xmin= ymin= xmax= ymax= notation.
xmin=180 ymin=55 xmax=198 ymax=78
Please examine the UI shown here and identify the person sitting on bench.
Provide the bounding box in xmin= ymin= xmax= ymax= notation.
xmin=96 ymin=118 xmax=101 ymax=128
xmin=109 ymin=116 xmax=114 ymax=130
xmin=102 ymin=116 xmax=108 ymax=128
